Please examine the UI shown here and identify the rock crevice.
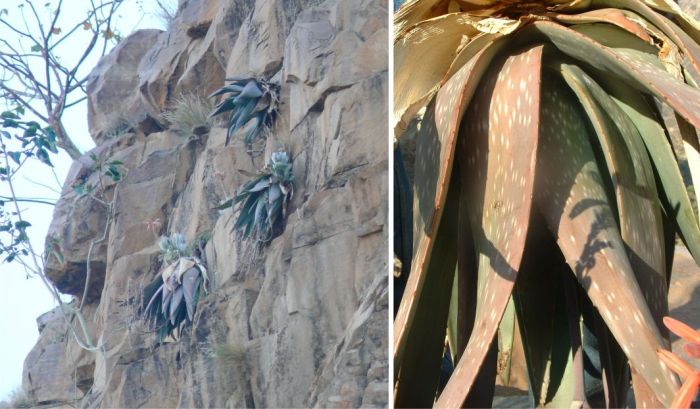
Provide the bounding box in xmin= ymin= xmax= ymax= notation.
xmin=23 ymin=0 xmax=387 ymax=407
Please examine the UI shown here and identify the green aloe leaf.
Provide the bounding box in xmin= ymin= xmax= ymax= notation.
xmin=591 ymin=0 xmax=700 ymax=74
xmin=393 ymin=38 xmax=508 ymax=372
xmin=601 ymin=78 xmax=700 ymax=267
xmin=208 ymin=84 xmax=243 ymax=98
xmin=210 ymin=98 xmax=236 ymax=118
xmin=437 ymin=44 xmax=544 ymax=408
xmin=512 ymin=217 xmax=577 ymax=408
xmin=548 ymin=8 xmax=653 ymax=42
xmin=557 ymin=62 xmax=668 ymax=325
xmin=214 ymin=198 xmax=234 ymax=210
xmin=394 ymin=170 xmax=459 ymax=408
xmin=533 ymin=75 xmax=678 ymax=407
xmin=446 ymin=174 xmax=478 ymax=367
xmin=169 ymin=286 xmax=184 ymax=325
xmin=558 ymin=62 xmax=670 ymax=407
xmin=182 ymin=267 xmax=201 ymax=321
xmin=525 ymin=21 xmax=700 ymax=129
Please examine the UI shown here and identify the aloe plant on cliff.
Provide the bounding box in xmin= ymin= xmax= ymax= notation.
xmin=394 ymin=0 xmax=700 ymax=407
xmin=143 ymin=234 xmax=209 ymax=342
xmin=217 ymin=151 xmax=294 ymax=242
xmin=208 ymin=77 xmax=280 ymax=148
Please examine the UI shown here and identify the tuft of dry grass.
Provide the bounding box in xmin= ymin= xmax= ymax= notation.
xmin=162 ymin=93 xmax=214 ymax=137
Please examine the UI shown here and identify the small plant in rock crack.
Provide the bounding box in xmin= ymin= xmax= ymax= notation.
xmin=142 ymin=233 xmax=209 ymax=342
xmin=72 ymin=153 xmax=125 ymax=199
xmin=208 ymin=76 xmax=279 ymax=149
xmin=216 ymin=151 xmax=293 ymax=242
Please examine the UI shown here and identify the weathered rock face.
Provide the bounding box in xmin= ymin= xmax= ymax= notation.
xmin=23 ymin=0 xmax=388 ymax=407
xmin=87 ymin=30 xmax=161 ymax=143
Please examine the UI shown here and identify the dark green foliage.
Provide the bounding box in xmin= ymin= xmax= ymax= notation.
xmin=208 ymin=77 xmax=279 ymax=148
xmin=71 ymin=153 xmax=125 ymax=197
xmin=217 ymin=151 xmax=293 ymax=242
xmin=1 ymin=108 xmax=58 ymax=168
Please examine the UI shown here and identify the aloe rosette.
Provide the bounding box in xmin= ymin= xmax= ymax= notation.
xmin=394 ymin=0 xmax=700 ymax=407
xmin=208 ymin=76 xmax=279 ymax=148
xmin=217 ymin=151 xmax=293 ymax=242
xmin=143 ymin=234 xmax=209 ymax=342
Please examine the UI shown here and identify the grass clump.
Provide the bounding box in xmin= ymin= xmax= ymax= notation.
xmin=162 ymin=93 xmax=214 ymax=137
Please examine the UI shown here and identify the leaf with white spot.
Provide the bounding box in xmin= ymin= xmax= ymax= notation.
xmin=602 ymin=79 xmax=700 ymax=269
xmin=559 ymin=63 xmax=672 ymax=407
xmin=394 ymin=170 xmax=459 ymax=408
xmin=558 ymin=62 xmax=668 ymax=326
xmin=393 ymin=37 xmax=506 ymax=377
xmin=527 ymin=21 xmax=700 ymax=129
xmin=533 ymin=76 xmax=678 ymax=407
xmin=548 ymin=8 xmax=653 ymax=43
xmin=436 ymin=44 xmax=544 ymax=408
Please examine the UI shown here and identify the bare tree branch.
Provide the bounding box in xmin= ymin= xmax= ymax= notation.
xmin=0 ymin=0 xmax=125 ymax=160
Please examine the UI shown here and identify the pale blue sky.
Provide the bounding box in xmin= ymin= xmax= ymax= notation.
xmin=0 ymin=0 xmax=164 ymax=400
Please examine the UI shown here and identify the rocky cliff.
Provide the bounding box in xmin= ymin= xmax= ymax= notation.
xmin=22 ymin=0 xmax=388 ymax=407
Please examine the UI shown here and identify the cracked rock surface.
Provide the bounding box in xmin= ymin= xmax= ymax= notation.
xmin=23 ymin=0 xmax=388 ymax=407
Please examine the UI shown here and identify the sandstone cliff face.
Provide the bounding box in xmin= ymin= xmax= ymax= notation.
xmin=23 ymin=0 xmax=388 ymax=407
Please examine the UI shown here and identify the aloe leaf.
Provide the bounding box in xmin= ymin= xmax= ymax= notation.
xmin=533 ymin=75 xmax=678 ymax=407
xmin=237 ymin=80 xmax=263 ymax=100
xmin=144 ymin=283 xmax=164 ymax=318
xmin=562 ymin=272 xmax=587 ymax=407
xmin=244 ymin=112 xmax=264 ymax=146
xmin=394 ymin=39 xmax=509 ymax=365
xmin=208 ymin=84 xmax=243 ymax=98
xmin=512 ymin=218 xmax=576 ymax=408
xmin=591 ymin=310 xmax=630 ymax=407
xmin=558 ymin=62 xmax=668 ymax=324
xmin=558 ymin=63 xmax=673 ymax=407
xmin=447 ymin=177 xmax=478 ymax=367
xmin=394 ymin=13 xmax=482 ymax=136
xmin=592 ymin=0 xmax=700 ymax=54
xmin=394 ymin=171 xmax=459 ymax=408
xmin=600 ymin=79 xmax=700 ymax=267
xmin=525 ymin=21 xmax=700 ymax=129
xmin=675 ymin=115 xmax=700 ymax=216
xmin=436 ymin=44 xmax=544 ymax=408
xmin=233 ymin=98 xmax=257 ymax=131
xmin=169 ymin=286 xmax=184 ymax=325
xmin=249 ymin=178 xmax=271 ymax=192
xmin=182 ymin=267 xmax=200 ymax=321
xmin=394 ymin=146 xmax=413 ymax=297
xmin=210 ymin=98 xmax=236 ymax=118
xmin=548 ymin=8 xmax=653 ymax=43
xmin=633 ymin=2 xmax=700 ymax=77
xmin=683 ymin=140 xmax=700 ymax=217
xmin=214 ymin=198 xmax=234 ymax=210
